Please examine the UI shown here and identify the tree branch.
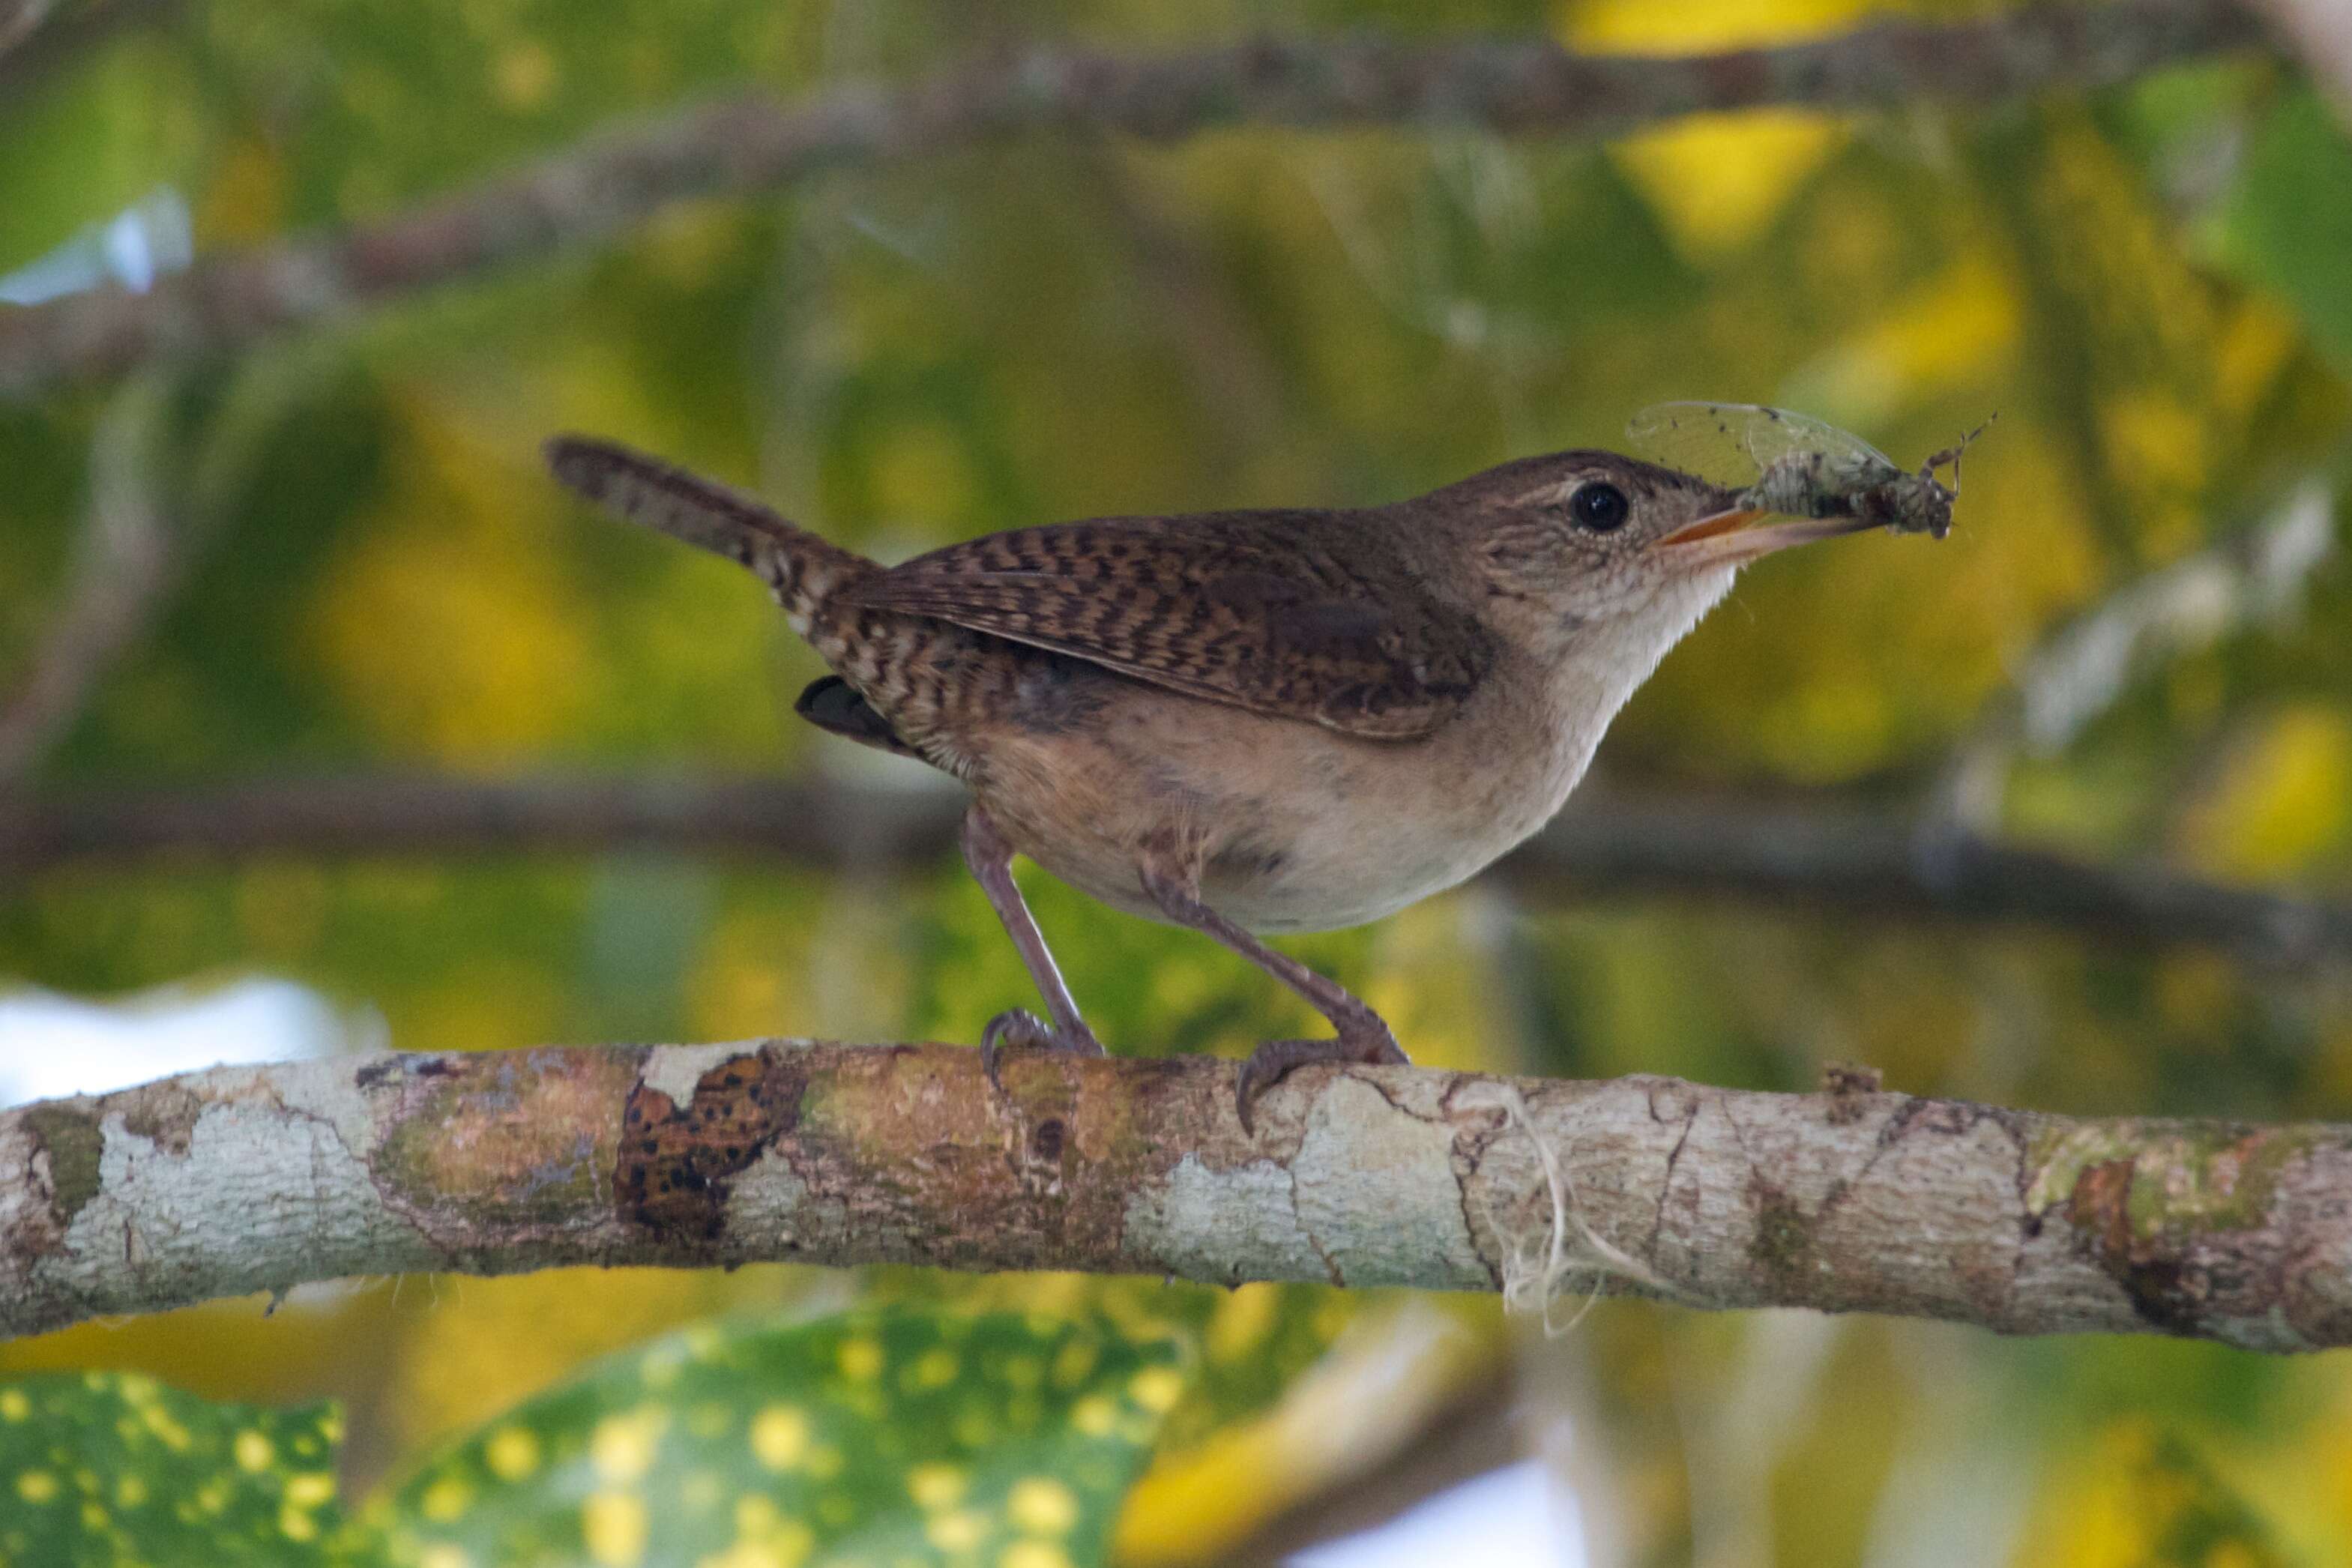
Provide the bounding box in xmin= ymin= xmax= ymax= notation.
xmin=4 ymin=1043 xmax=2348 ymax=1351
xmin=0 ymin=0 xmax=54 ymax=64
xmin=0 ymin=0 xmax=2268 ymax=399
xmin=1513 ymin=792 xmax=2352 ymax=968
xmin=2248 ymin=0 xmax=2352 ymax=120
xmin=0 ymin=0 xmax=174 ymax=100
xmin=2 ymin=771 xmax=2346 ymax=968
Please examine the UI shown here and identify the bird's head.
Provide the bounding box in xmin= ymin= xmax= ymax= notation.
xmin=1426 ymin=448 xmax=1875 ymax=666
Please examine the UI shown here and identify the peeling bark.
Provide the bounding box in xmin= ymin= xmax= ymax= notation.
xmin=4 ymin=1043 xmax=2350 ymax=1352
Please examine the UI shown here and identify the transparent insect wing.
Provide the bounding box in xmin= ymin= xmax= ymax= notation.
xmin=1626 ymin=402 xmax=1902 ymax=489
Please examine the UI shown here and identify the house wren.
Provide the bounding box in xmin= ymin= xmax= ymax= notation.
xmin=547 ymin=437 xmax=1884 ymax=1129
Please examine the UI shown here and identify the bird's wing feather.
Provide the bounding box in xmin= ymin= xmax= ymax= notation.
xmin=834 ymin=512 xmax=1492 ymax=739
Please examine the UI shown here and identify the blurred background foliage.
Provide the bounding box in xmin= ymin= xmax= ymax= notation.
xmin=6 ymin=0 xmax=2352 ymax=1561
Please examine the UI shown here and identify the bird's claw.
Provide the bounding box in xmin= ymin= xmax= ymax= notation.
xmin=1234 ymin=1017 xmax=1408 ymax=1135
xmin=979 ymin=1009 xmax=1106 ymax=1096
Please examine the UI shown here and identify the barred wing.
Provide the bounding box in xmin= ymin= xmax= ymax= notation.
xmin=836 ymin=511 xmax=1492 ymax=739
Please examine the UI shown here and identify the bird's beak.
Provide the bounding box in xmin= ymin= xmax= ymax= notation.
xmin=1650 ymin=504 xmax=1877 ymax=567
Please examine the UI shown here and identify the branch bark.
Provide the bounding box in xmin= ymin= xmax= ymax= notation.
xmin=0 ymin=0 xmax=2267 ymax=399
xmin=4 ymin=1043 xmax=2349 ymax=1351
xmin=4 ymin=771 xmax=2347 ymax=968
xmin=0 ymin=0 xmax=173 ymax=100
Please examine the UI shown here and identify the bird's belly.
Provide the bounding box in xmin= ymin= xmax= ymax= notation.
xmin=1194 ymin=798 xmax=1519 ymax=932
xmin=972 ymin=681 xmax=1582 ymax=936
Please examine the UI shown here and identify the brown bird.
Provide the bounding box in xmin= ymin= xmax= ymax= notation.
xmin=546 ymin=437 xmax=1879 ymax=1128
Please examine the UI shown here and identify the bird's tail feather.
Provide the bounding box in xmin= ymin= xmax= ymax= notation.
xmin=544 ymin=435 xmax=876 ymax=645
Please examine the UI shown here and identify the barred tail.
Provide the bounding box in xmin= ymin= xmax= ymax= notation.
xmin=544 ymin=435 xmax=876 ymax=654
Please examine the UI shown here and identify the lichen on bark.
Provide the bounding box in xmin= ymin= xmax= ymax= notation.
xmin=19 ymin=1105 xmax=103 ymax=1225
xmin=2024 ymin=1120 xmax=2351 ymax=1337
xmin=370 ymin=1049 xmax=642 ymax=1237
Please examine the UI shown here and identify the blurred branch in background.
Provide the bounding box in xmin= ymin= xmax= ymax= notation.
xmin=7 ymin=1043 xmax=2352 ymax=1351
xmin=0 ymin=0 xmax=50 ymax=61
xmin=0 ymin=0 xmax=172 ymax=98
xmin=1510 ymin=791 xmax=2352 ymax=967
xmin=4 ymin=769 xmax=2349 ymax=967
xmin=0 ymin=0 xmax=2270 ymax=400
xmin=0 ymin=377 xmax=181 ymax=788
xmin=2250 ymin=0 xmax=2352 ymax=119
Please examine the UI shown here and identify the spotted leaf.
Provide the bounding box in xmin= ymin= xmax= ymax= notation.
xmin=0 ymin=1371 xmax=358 ymax=1567
xmin=869 ymin=1271 xmax=1360 ymax=1453
xmin=376 ymin=1306 xmax=1189 ymax=1568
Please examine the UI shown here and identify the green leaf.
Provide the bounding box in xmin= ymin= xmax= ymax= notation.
xmin=2208 ymin=88 xmax=2352 ymax=376
xmin=376 ymin=1307 xmax=1189 ymax=1568
xmin=0 ymin=1371 xmax=355 ymax=1567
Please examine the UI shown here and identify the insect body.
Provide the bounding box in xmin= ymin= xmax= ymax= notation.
xmin=1627 ymin=402 xmax=1991 ymax=540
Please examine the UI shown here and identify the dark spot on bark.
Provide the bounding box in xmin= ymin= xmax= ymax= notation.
xmin=1032 ymin=1119 xmax=1065 ymax=1162
xmin=356 ymin=1055 xmax=457 ymax=1091
xmin=1748 ymin=1180 xmax=1813 ymax=1292
xmin=1905 ymin=1100 xmax=1983 ymax=1137
xmin=1819 ymin=1061 xmax=1882 ymax=1126
xmin=615 ymin=1050 xmax=809 ymax=1245
xmin=2064 ymin=1157 xmax=2214 ymax=1335
xmin=118 ymin=1081 xmax=205 ymax=1157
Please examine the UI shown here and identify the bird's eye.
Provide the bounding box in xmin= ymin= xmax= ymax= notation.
xmin=1570 ymin=482 xmax=1629 ymax=533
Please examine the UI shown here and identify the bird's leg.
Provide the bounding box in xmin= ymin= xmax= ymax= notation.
xmin=1137 ymin=861 xmax=1408 ymax=1133
xmin=960 ymin=804 xmax=1106 ymax=1090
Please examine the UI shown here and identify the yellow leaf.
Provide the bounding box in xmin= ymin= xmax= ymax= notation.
xmin=1113 ymin=1297 xmax=1501 ymax=1566
xmin=1561 ymin=0 xmax=1875 ymax=257
xmin=193 ymin=140 xmax=286 ymax=249
xmin=2176 ymin=705 xmax=2352 ymax=878
xmin=2012 ymin=1423 xmax=2287 ymax=1568
xmin=307 ymin=392 xmax=594 ymax=761
xmin=1785 ymin=254 xmax=2022 ymax=417
xmin=1608 ymin=115 xmax=1849 ymax=259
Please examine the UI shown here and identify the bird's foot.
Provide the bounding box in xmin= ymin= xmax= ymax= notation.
xmin=1235 ymin=1017 xmax=1408 ymax=1135
xmin=980 ymin=1009 xmax=1107 ymax=1096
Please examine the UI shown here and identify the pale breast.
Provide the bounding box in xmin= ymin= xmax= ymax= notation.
xmin=965 ymin=657 xmax=1602 ymax=935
